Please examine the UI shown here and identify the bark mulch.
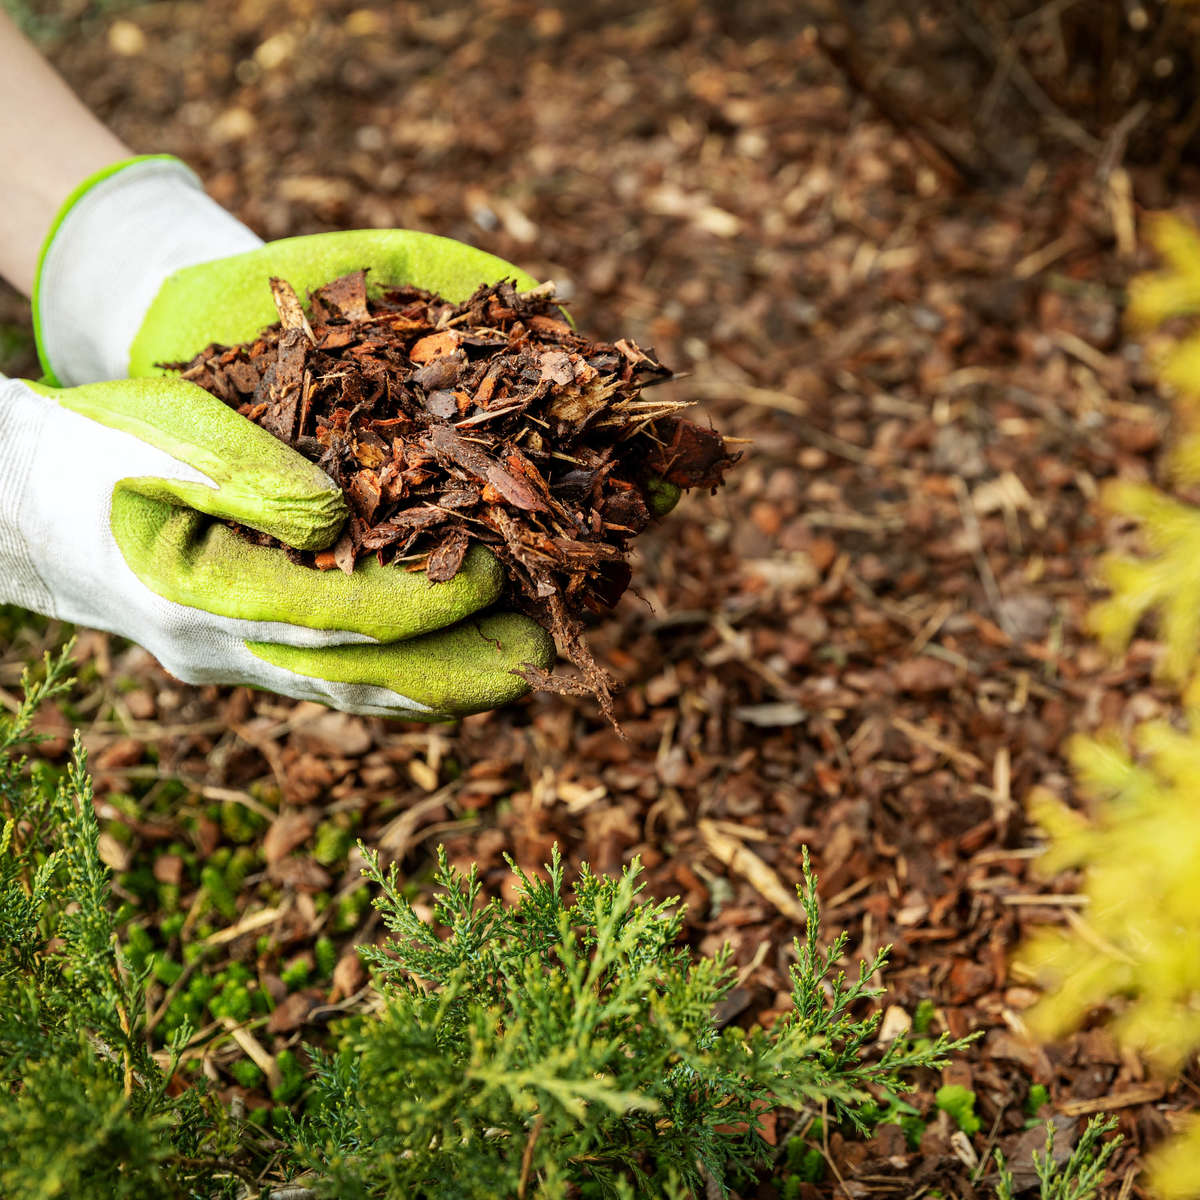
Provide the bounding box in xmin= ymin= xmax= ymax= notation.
xmin=170 ymin=271 xmax=734 ymax=719
xmin=2 ymin=0 xmax=1197 ymax=1193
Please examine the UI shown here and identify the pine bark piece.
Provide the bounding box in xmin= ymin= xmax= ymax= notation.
xmin=647 ymin=420 xmax=733 ymax=490
xmin=425 ymin=425 xmax=548 ymax=514
xmin=426 ymin=528 xmax=471 ymax=583
xmin=312 ymin=268 xmax=370 ymax=322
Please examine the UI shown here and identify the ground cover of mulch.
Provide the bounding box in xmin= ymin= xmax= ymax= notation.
xmin=4 ymin=0 xmax=1200 ymax=1193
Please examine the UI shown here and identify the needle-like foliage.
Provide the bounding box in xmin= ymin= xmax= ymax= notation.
xmin=290 ymin=845 xmax=969 ymax=1199
xmin=993 ymin=1117 xmax=1122 ymax=1200
xmin=0 ymin=648 xmax=244 ymax=1200
xmin=2 ymin=650 xmax=966 ymax=1198
xmin=1017 ymin=211 xmax=1200 ymax=1199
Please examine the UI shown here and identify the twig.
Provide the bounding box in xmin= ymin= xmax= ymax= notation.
xmin=112 ymin=963 xmax=135 ymax=1099
xmin=1014 ymin=233 xmax=1085 ymax=281
xmin=698 ymin=819 xmax=806 ymax=922
xmin=220 ymin=1016 xmax=283 ymax=1092
xmin=812 ymin=17 xmax=977 ymax=187
xmin=201 ymin=903 xmax=287 ymax=948
xmin=517 ymin=1114 xmax=545 ymax=1199
xmin=971 ymin=1109 xmax=1006 ymax=1184
xmin=820 ymin=1098 xmax=851 ymax=1194
xmin=959 ymin=0 xmax=1101 ymax=155
xmin=1097 ymin=99 xmax=1150 ymax=180
xmin=954 ymin=476 xmax=1013 ymax=637
xmin=377 ymin=784 xmax=461 ymax=858
xmin=173 ymin=1156 xmax=260 ymax=1186
xmin=891 ymin=715 xmax=985 ymax=773
xmin=1058 ymin=1081 xmax=1165 ymax=1116
xmin=1116 ymin=1163 xmax=1138 ymax=1200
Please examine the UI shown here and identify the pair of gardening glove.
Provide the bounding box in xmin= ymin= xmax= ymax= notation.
xmin=0 ymin=155 xmax=555 ymax=718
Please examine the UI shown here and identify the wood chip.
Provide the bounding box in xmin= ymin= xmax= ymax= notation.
xmin=699 ymin=819 xmax=806 ymax=923
xmin=269 ymin=276 xmax=315 ymax=342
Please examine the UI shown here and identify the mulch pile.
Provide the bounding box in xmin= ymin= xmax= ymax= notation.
xmin=4 ymin=0 xmax=1200 ymax=1195
xmin=170 ymin=271 xmax=735 ymax=718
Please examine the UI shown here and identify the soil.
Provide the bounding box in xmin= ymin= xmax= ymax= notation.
xmin=2 ymin=0 xmax=1197 ymax=1194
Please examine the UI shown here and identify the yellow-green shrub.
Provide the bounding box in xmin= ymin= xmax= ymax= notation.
xmin=1023 ymin=213 xmax=1200 ymax=1197
xmin=1089 ymin=216 xmax=1200 ymax=682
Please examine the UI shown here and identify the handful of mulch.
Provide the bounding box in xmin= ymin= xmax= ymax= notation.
xmin=168 ymin=270 xmax=737 ymax=722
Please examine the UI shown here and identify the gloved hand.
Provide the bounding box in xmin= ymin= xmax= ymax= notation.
xmin=12 ymin=156 xmax=554 ymax=718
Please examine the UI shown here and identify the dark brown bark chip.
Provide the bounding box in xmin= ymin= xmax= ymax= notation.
xmin=347 ymin=471 xmax=383 ymax=523
xmin=225 ymin=358 xmax=261 ymax=394
xmin=426 ymin=527 xmax=472 ymax=583
xmin=647 ymin=419 xmax=736 ymax=490
xmin=412 ymin=356 xmax=462 ymax=392
xmin=425 ymin=424 xmax=549 ymax=515
xmin=438 ymin=482 xmax=481 ymax=510
xmin=312 ymin=268 xmax=370 ymax=322
xmin=164 ymin=274 xmax=737 ymax=721
xmin=358 ymin=504 xmax=449 ymax=553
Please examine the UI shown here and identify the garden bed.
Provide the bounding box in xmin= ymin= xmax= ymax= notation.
xmin=1 ymin=0 xmax=1191 ymax=1192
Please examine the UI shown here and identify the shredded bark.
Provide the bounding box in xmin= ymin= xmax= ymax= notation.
xmin=166 ymin=272 xmax=738 ymax=723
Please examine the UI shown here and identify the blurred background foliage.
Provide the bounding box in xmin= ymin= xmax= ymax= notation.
xmin=1021 ymin=214 xmax=1200 ymax=1197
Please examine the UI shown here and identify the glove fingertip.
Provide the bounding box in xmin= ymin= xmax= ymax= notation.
xmin=244 ymin=611 xmax=556 ymax=719
xmin=255 ymin=483 xmax=348 ymax=552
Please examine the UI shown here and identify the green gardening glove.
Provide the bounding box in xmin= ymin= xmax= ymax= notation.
xmin=19 ymin=156 xmax=555 ymax=718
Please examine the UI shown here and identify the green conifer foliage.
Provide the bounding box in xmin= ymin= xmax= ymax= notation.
xmin=0 ymin=648 xmax=972 ymax=1196
xmin=290 ymin=845 xmax=968 ymax=1198
xmin=0 ymin=648 xmax=246 ymax=1199
xmin=993 ymin=1116 xmax=1122 ymax=1200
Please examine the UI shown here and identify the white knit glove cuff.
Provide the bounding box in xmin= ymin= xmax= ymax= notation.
xmin=35 ymin=156 xmax=263 ymax=386
xmin=0 ymin=376 xmax=54 ymax=614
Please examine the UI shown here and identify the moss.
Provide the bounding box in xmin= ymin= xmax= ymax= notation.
xmin=313 ymin=820 xmax=353 ymax=867
xmin=935 ymin=1084 xmax=981 ymax=1136
xmin=271 ymin=1049 xmax=305 ymax=1104
xmin=280 ymin=958 xmax=311 ymax=991
xmin=231 ymin=1060 xmax=264 ymax=1090
xmin=1025 ymin=1083 xmax=1050 ymax=1116
xmin=314 ymin=936 xmax=337 ymax=979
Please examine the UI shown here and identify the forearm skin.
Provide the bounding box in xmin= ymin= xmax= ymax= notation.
xmin=0 ymin=11 xmax=130 ymax=295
